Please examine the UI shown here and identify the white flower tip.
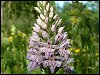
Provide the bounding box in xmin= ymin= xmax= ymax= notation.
xmin=46 ymin=3 xmax=50 ymax=11
xmin=50 ymin=6 xmax=53 ymax=12
xmin=53 ymin=14 xmax=58 ymax=19
xmin=57 ymin=19 xmax=62 ymax=25
xmin=34 ymin=7 xmax=41 ymax=13
xmin=45 ymin=17 xmax=48 ymax=23
xmin=37 ymin=16 xmax=47 ymax=29
xmin=33 ymin=26 xmax=40 ymax=32
xmin=49 ymin=11 xmax=53 ymax=18
xmin=44 ymin=10 xmax=46 ymax=16
xmin=42 ymin=22 xmax=47 ymax=29
xmin=67 ymin=39 xmax=71 ymax=42
xmin=39 ymin=1 xmax=43 ymax=4
xmin=43 ymin=1 xmax=47 ymax=6
xmin=40 ymin=14 xmax=45 ymax=20
xmin=51 ymin=24 xmax=56 ymax=32
xmin=37 ymin=1 xmax=40 ymax=7
xmin=49 ymin=6 xmax=53 ymax=18
xmin=58 ymin=26 xmax=65 ymax=34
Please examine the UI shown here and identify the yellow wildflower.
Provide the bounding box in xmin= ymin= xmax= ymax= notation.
xmin=8 ymin=36 xmax=13 ymax=43
xmin=75 ymin=48 xmax=80 ymax=53
xmin=71 ymin=16 xmax=79 ymax=25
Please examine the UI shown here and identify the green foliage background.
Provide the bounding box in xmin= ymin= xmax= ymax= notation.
xmin=1 ymin=1 xmax=99 ymax=74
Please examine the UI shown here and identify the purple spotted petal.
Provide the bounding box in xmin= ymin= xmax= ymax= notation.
xmin=54 ymin=34 xmax=63 ymax=44
xmin=30 ymin=55 xmax=37 ymax=60
xmin=27 ymin=61 xmax=37 ymax=71
xmin=27 ymin=53 xmax=33 ymax=60
xmin=35 ymin=56 xmax=43 ymax=65
xmin=56 ymin=61 xmax=62 ymax=67
xmin=48 ymin=60 xmax=56 ymax=67
xmin=29 ymin=41 xmax=33 ymax=48
xmin=50 ymin=66 xmax=56 ymax=74
xmin=27 ymin=48 xmax=34 ymax=53
xmin=45 ymin=48 xmax=54 ymax=59
xmin=62 ymin=32 xmax=68 ymax=40
xmin=42 ymin=60 xmax=49 ymax=68
xmin=60 ymin=39 xmax=70 ymax=49
xmin=64 ymin=55 xmax=69 ymax=60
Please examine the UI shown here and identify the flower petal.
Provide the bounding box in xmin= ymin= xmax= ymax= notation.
xmin=70 ymin=66 xmax=74 ymax=71
xmin=27 ymin=61 xmax=37 ymax=72
xmin=42 ymin=60 xmax=49 ymax=68
xmin=50 ymin=66 xmax=56 ymax=74
xmin=34 ymin=7 xmax=41 ymax=13
xmin=53 ymin=14 xmax=58 ymax=19
xmin=46 ymin=3 xmax=50 ymax=11
xmin=56 ymin=61 xmax=62 ymax=67
xmin=58 ymin=26 xmax=65 ymax=34
xmin=51 ymin=24 xmax=56 ymax=32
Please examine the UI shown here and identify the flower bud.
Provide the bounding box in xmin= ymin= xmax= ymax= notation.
xmin=33 ymin=24 xmax=40 ymax=32
xmin=46 ymin=3 xmax=50 ymax=11
xmin=39 ymin=1 xmax=43 ymax=4
xmin=58 ymin=26 xmax=65 ymax=34
xmin=37 ymin=1 xmax=40 ymax=7
xmin=57 ymin=19 xmax=62 ymax=26
xmin=41 ymin=22 xmax=47 ymax=29
xmin=45 ymin=17 xmax=48 ymax=23
xmin=34 ymin=7 xmax=41 ymax=13
xmin=37 ymin=17 xmax=47 ymax=29
xmin=37 ymin=18 xmax=42 ymax=25
xmin=49 ymin=11 xmax=53 ymax=18
xmin=43 ymin=1 xmax=47 ymax=6
xmin=31 ymin=32 xmax=40 ymax=41
xmin=40 ymin=14 xmax=45 ymax=20
xmin=33 ymin=27 xmax=38 ymax=32
xmin=51 ymin=24 xmax=56 ymax=32
xmin=55 ymin=20 xmax=59 ymax=25
xmin=49 ymin=6 xmax=53 ymax=18
xmin=53 ymin=14 xmax=58 ymax=19
xmin=50 ymin=6 xmax=53 ymax=12
xmin=44 ymin=10 xmax=46 ymax=16
xmin=34 ymin=23 xmax=40 ymax=29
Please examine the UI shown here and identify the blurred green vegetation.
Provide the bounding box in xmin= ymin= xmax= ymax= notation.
xmin=1 ymin=1 xmax=99 ymax=74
